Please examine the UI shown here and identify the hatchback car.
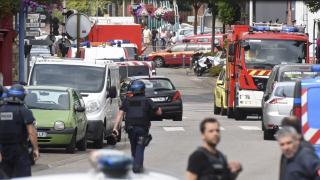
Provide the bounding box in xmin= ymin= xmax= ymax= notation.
xmin=25 ymin=86 xmax=88 ymax=153
xmin=120 ymin=76 xmax=183 ymax=121
xmin=262 ymin=82 xmax=295 ymax=140
xmin=147 ymin=43 xmax=211 ymax=67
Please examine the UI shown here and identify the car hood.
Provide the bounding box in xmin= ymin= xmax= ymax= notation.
xmin=31 ymin=109 xmax=70 ymax=128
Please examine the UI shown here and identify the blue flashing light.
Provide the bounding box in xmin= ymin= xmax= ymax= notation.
xmin=80 ymin=41 xmax=90 ymax=47
xmin=281 ymin=26 xmax=299 ymax=32
xmin=311 ymin=65 xmax=320 ymax=72
xmin=252 ymin=26 xmax=270 ymax=31
xmin=107 ymin=40 xmax=131 ymax=46
xmin=97 ymin=155 xmax=132 ymax=170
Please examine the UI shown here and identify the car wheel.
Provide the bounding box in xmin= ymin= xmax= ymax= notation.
xmin=227 ymin=107 xmax=234 ymax=118
xmin=263 ymin=130 xmax=274 ymax=140
xmin=220 ymin=98 xmax=227 ymax=115
xmin=93 ymin=129 xmax=104 ymax=149
xmin=173 ymin=114 xmax=183 ymax=121
xmin=76 ymin=130 xmax=87 ymax=151
xmin=234 ymin=108 xmax=247 ymax=121
xmin=154 ymin=57 xmax=164 ymax=67
xmin=213 ymin=95 xmax=221 ymax=115
xmin=66 ymin=131 xmax=77 ymax=154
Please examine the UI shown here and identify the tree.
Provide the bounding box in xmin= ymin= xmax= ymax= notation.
xmin=183 ymin=0 xmax=208 ymax=35
xmin=305 ymin=0 xmax=320 ymax=13
xmin=217 ymin=0 xmax=240 ymax=33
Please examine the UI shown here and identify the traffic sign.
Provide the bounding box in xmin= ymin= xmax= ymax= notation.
xmin=27 ymin=13 xmax=40 ymax=19
xmin=26 ymin=22 xmax=46 ymax=28
xmin=40 ymin=14 xmax=46 ymax=20
xmin=66 ymin=13 xmax=92 ymax=39
xmin=26 ymin=31 xmax=40 ymax=37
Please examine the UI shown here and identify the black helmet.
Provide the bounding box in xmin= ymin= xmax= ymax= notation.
xmin=7 ymin=84 xmax=26 ymax=102
xmin=129 ymin=80 xmax=145 ymax=95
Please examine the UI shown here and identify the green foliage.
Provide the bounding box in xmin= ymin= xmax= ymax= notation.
xmin=0 ymin=0 xmax=20 ymax=17
xmin=305 ymin=0 xmax=320 ymax=13
xmin=66 ymin=0 xmax=90 ymax=13
xmin=209 ymin=65 xmax=223 ymax=77
xmin=51 ymin=8 xmax=64 ymax=22
xmin=217 ymin=0 xmax=240 ymax=25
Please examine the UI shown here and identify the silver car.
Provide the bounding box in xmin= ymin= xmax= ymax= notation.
xmin=262 ymin=82 xmax=295 ymax=140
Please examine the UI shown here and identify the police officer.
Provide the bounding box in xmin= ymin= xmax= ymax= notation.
xmin=113 ymin=80 xmax=162 ymax=173
xmin=187 ymin=118 xmax=242 ymax=180
xmin=0 ymin=84 xmax=39 ymax=178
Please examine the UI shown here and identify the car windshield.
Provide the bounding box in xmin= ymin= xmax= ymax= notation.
xmin=30 ymin=64 xmax=105 ymax=93
xmin=25 ymin=89 xmax=70 ymax=110
xmin=245 ymin=39 xmax=306 ymax=65
xmin=280 ymin=71 xmax=320 ymax=81
xmin=124 ymin=47 xmax=137 ymax=60
xmin=141 ymin=79 xmax=174 ymax=92
xmin=274 ymin=85 xmax=294 ymax=98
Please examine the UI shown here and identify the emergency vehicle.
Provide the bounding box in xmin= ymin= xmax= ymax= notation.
xmin=225 ymin=23 xmax=310 ymax=120
xmin=115 ymin=61 xmax=156 ymax=81
xmin=293 ymin=65 xmax=320 ymax=156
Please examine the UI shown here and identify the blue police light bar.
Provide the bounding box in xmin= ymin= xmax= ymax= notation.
xmin=252 ymin=26 xmax=270 ymax=31
xmin=281 ymin=26 xmax=299 ymax=32
xmin=107 ymin=40 xmax=131 ymax=46
xmin=311 ymin=65 xmax=320 ymax=72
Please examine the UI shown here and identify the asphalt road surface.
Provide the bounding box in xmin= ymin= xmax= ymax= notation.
xmin=32 ymin=68 xmax=281 ymax=180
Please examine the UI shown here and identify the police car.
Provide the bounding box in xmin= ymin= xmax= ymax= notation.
xmin=16 ymin=150 xmax=178 ymax=180
xmin=292 ymin=65 xmax=320 ymax=157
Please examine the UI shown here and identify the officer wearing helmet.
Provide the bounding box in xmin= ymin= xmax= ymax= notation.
xmin=113 ymin=80 xmax=162 ymax=173
xmin=0 ymin=84 xmax=39 ymax=178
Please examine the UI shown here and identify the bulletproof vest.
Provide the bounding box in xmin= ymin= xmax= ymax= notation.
xmin=0 ymin=104 xmax=26 ymax=144
xmin=198 ymin=147 xmax=231 ymax=180
xmin=125 ymin=96 xmax=151 ymax=127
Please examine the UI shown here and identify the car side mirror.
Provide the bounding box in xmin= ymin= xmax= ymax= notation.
xmin=107 ymin=86 xmax=117 ymax=99
xmin=74 ymin=104 xmax=85 ymax=112
xmin=263 ymin=94 xmax=270 ymax=101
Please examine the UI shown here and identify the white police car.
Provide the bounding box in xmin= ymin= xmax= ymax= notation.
xmin=16 ymin=150 xmax=178 ymax=180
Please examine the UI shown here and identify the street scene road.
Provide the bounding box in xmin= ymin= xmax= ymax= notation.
xmin=32 ymin=68 xmax=280 ymax=180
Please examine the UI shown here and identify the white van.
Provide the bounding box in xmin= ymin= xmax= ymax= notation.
xmin=28 ymin=57 xmax=121 ymax=148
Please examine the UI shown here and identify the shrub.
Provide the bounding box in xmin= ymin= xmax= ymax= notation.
xmin=208 ymin=65 xmax=223 ymax=77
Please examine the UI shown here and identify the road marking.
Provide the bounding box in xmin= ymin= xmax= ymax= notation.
xmin=220 ymin=127 xmax=225 ymax=131
xmin=239 ymin=126 xmax=261 ymax=131
xmin=183 ymin=116 xmax=188 ymax=119
xmin=163 ymin=127 xmax=185 ymax=131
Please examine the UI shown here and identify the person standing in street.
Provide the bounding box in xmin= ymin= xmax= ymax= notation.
xmin=276 ymin=127 xmax=320 ymax=180
xmin=112 ymin=80 xmax=162 ymax=173
xmin=143 ymin=26 xmax=151 ymax=46
xmin=160 ymin=29 xmax=167 ymax=50
xmin=0 ymin=84 xmax=39 ymax=179
xmin=186 ymin=118 xmax=242 ymax=180
xmin=151 ymin=27 xmax=158 ymax=52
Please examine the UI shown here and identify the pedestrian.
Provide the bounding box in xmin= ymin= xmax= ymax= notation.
xmin=276 ymin=126 xmax=320 ymax=180
xmin=168 ymin=32 xmax=177 ymax=46
xmin=151 ymin=27 xmax=158 ymax=52
xmin=0 ymin=84 xmax=39 ymax=179
xmin=112 ymin=80 xmax=162 ymax=173
xmin=186 ymin=117 xmax=242 ymax=180
xmin=160 ymin=29 xmax=167 ymax=50
xmin=143 ymin=26 xmax=151 ymax=46
xmin=279 ymin=116 xmax=315 ymax=180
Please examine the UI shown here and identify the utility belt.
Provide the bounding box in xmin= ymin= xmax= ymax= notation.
xmin=125 ymin=125 xmax=152 ymax=147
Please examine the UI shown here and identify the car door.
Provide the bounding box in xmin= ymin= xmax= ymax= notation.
xmin=72 ymin=90 xmax=86 ymax=141
xmin=109 ymin=66 xmax=120 ymax=128
xmin=215 ymin=68 xmax=226 ymax=107
xmin=170 ymin=44 xmax=186 ymax=65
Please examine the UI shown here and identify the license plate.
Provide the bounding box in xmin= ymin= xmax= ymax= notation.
xmin=37 ymin=132 xmax=47 ymax=138
xmin=151 ymin=97 xmax=167 ymax=102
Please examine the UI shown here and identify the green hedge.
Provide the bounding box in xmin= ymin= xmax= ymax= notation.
xmin=208 ymin=65 xmax=223 ymax=77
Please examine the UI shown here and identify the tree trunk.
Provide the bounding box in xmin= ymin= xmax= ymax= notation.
xmin=193 ymin=3 xmax=199 ymax=35
xmin=211 ymin=3 xmax=216 ymax=53
xmin=287 ymin=0 xmax=292 ymax=25
xmin=222 ymin=23 xmax=225 ymax=34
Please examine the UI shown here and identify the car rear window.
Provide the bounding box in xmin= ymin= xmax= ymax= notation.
xmin=280 ymin=71 xmax=319 ymax=81
xmin=274 ymin=85 xmax=294 ymax=98
xmin=141 ymin=79 xmax=174 ymax=91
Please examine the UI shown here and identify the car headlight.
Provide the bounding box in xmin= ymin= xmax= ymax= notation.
xmin=86 ymin=101 xmax=100 ymax=113
xmin=54 ymin=121 xmax=65 ymax=131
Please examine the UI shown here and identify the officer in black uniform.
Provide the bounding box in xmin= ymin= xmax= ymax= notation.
xmin=0 ymin=84 xmax=39 ymax=178
xmin=113 ymin=80 xmax=162 ymax=173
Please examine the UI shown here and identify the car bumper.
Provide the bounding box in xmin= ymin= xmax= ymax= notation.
xmin=263 ymin=111 xmax=287 ymax=130
xmin=87 ymin=120 xmax=104 ymax=141
xmin=37 ymin=127 xmax=75 ymax=146
xmin=154 ymin=100 xmax=183 ymax=119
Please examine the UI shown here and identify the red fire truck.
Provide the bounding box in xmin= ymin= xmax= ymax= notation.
xmin=225 ymin=24 xmax=310 ymax=120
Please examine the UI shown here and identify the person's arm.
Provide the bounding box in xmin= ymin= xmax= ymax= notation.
xmin=26 ymin=124 xmax=39 ymax=161
xmin=301 ymin=151 xmax=320 ymax=179
xmin=112 ymin=110 xmax=124 ymax=136
xmin=186 ymin=171 xmax=197 ymax=180
xmin=228 ymin=160 xmax=242 ymax=180
xmin=148 ymin=99 xmax=162 ymax=116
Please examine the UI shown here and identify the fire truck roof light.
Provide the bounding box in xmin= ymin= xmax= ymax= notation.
xmin=252 ymin=23 xmax=300 ymax=33
xmin=107 ymin=40 xmax=131 ymax=46
xmin=311 ymin=65 xmax=320 ymax=72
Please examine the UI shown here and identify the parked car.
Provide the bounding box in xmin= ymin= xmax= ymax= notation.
xmin=25 ymin=86 xmax=88 ymax=153
xmin=28 ymin=57 xmax=120 ymax=148
xmin=263 ymin=64 xmax=318 ymax=105
xmin=262 ymin=82 xmax=295 ymax=140
xmin=120 ymin=76 xmax=183 ymax=121
xmin=213 ymin=65 xmax=227 ymax=115
xmin=147 ymin=43 xmax=211 ymax=67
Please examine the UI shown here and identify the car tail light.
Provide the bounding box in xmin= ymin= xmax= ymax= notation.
xmin=293 ymin=106 xmax=302 ymax=120
xmin=127 ymin=92 xmax=133 ymax=97
xmin=269 ymin=98 xmax=286 ymax=104
xmin=172 ymin=91 xmax=181 ymax=101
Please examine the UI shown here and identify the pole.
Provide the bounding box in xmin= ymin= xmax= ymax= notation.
xmin=76 ymin=13 xmax=80 ymax=58
xmin=249 ymin=0 xmax=253 ymax=26
xmin=19 ymin=2 xmax=26 ymax=82
xmin=313 ymin=20 xmax=316 ymax=63
xmin=211 ymin=2 xmax=216 ymax=53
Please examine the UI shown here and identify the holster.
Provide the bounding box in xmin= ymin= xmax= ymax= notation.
xmin=143 ymin=134 xmax=152 ymax=147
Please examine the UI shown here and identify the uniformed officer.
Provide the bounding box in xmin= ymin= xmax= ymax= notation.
xmin=113 ymin=80 xmax=162 ymax=173
xmin=0 ymin=84 xmax=39 ymax=178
